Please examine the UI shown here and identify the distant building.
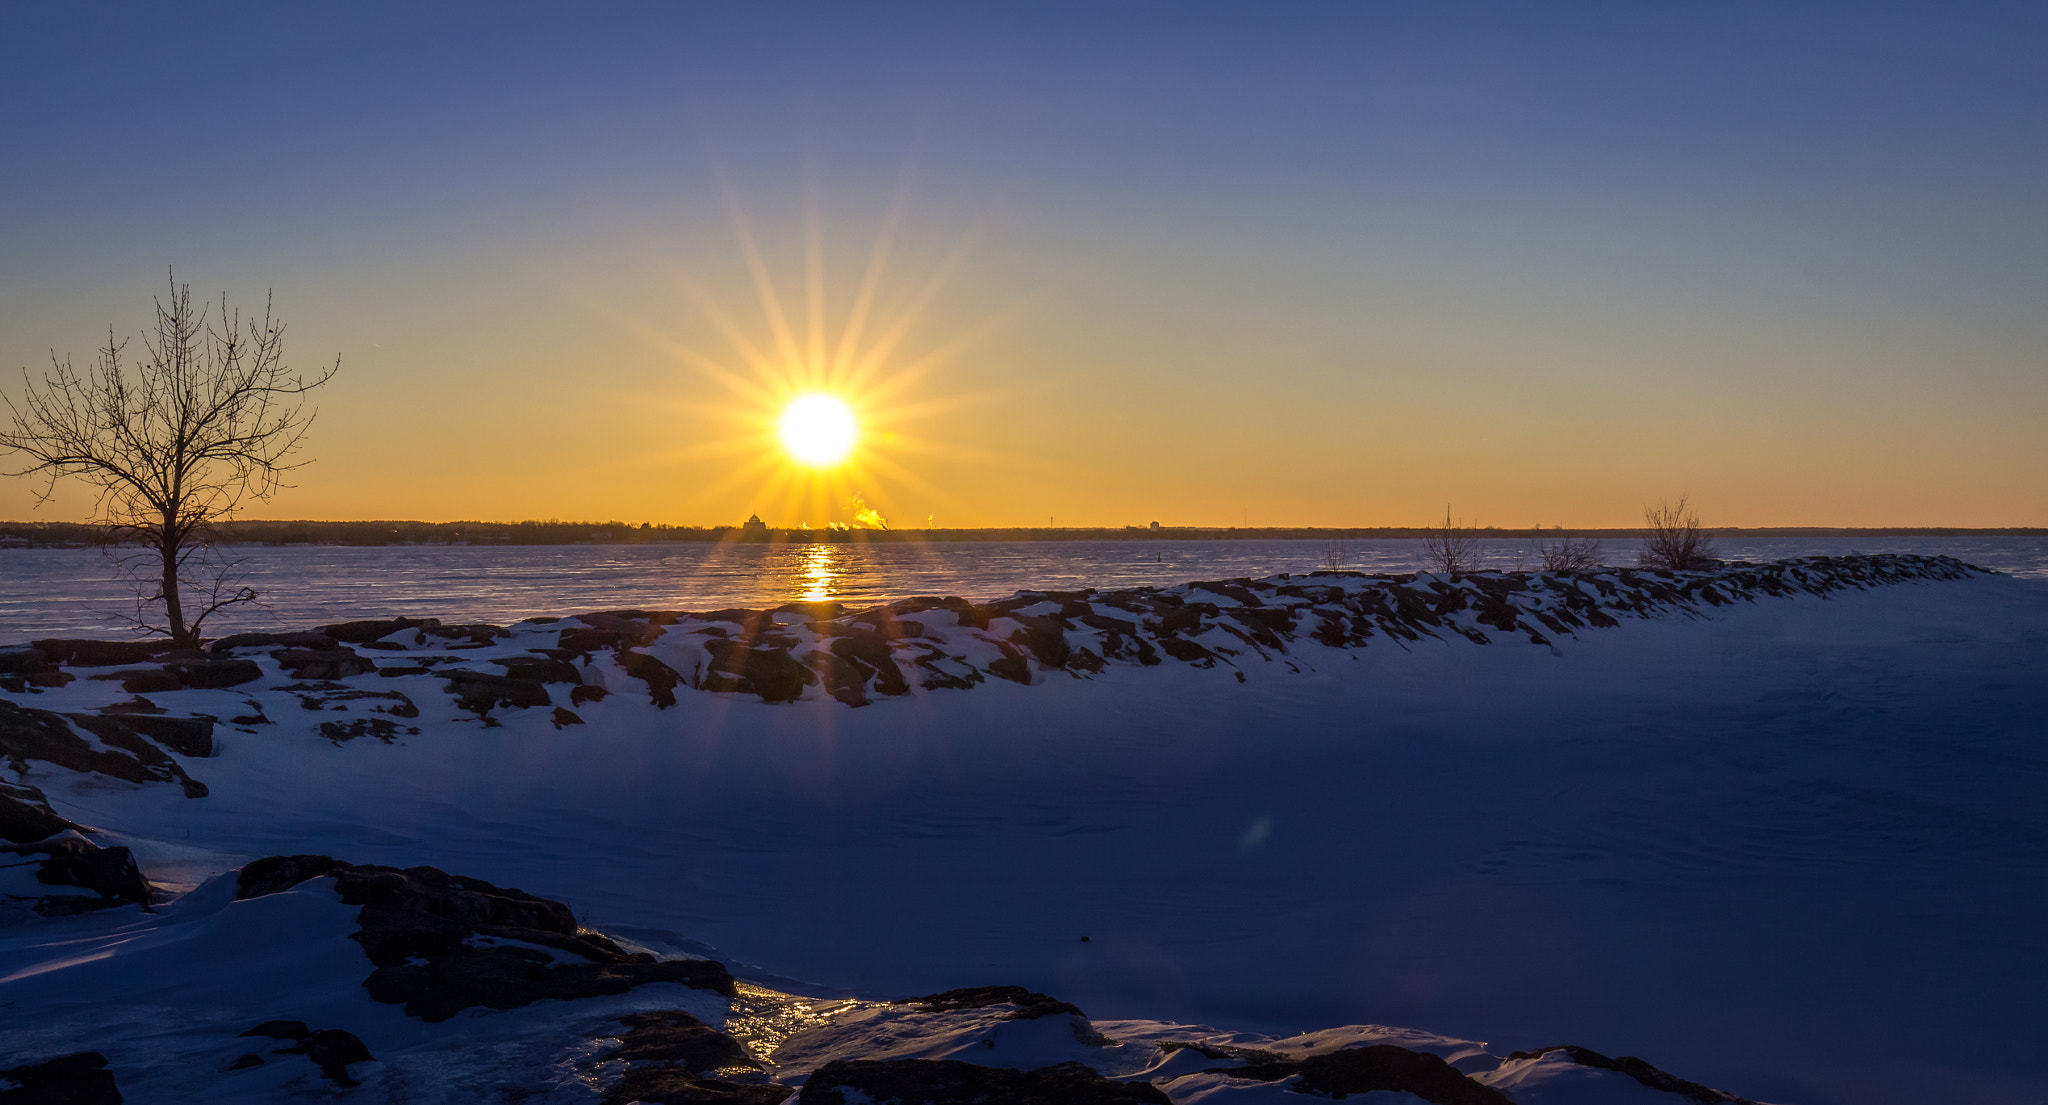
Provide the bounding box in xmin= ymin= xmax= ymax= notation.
xmin=1149 ymin=521 xmax=1160 ymax=530
xmin=742 ymin=514 xmax=768 ymax=536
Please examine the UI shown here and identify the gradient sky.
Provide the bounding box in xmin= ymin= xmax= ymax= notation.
xmin=3 ymin=2 xmax=2045 ymax=528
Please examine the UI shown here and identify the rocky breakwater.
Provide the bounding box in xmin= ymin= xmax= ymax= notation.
xmin=0 ymin=557 xmax=1994 ymax=761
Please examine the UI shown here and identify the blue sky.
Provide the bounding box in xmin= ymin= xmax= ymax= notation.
xmin=3 ymin=2 xmax=2044 ymax=526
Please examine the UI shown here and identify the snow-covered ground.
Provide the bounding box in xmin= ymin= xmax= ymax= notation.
xmin=2 ymin=560 xmax=2042 ymax=1104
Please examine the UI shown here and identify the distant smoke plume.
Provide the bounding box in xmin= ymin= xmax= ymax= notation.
xmin=849 ymin=495 xmax=889 ymax=530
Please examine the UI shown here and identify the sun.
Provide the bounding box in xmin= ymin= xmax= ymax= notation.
xmin=779 ymin=394 xmax=858 ymax=467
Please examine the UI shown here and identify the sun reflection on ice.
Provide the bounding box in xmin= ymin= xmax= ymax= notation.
xmin=797 ymin=544 xmax=841 ymax=602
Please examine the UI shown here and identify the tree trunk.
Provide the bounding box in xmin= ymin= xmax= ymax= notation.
xmin=160 ymin=532 xmax=191 ymax=648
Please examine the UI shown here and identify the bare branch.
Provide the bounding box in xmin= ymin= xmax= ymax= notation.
xmin=1421 ymin=504 xmax=1482 ymax=574
xmin=0 ymin=270 xmax=339 ymax=646
xmin=1639 ymin=494 xmax=1718 ymax=571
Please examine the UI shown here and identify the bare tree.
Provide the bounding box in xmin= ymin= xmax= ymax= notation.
xmin=1533 ymin=526 xmax=1603 ymax=573
xmin=1421 ymin=504 xmax=1482 ymax=574
xmin=1320 ymin=537 xmax=1349 ymax=571
xmin=1639 ymin=494 xmax=1717 ymax=571
xmin=0 ymin=272 xmax=339 ymax=646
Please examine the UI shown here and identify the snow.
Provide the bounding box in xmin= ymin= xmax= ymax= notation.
xmin=1 ymin=565 xmax=2043 ymax=1103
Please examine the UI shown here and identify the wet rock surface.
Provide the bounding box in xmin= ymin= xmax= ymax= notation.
xmin=234 ymin=855 xmax=737 ymax=1022
xmin=800 ymin=1058 xmax=1171 ymax=1104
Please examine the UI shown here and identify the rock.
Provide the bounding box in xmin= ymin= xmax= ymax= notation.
xmin=209 ymin=630 xmax=338 ymax=653
xmin=550 ymin=707 xmax=584 ymax=729
xmin=272 ymin=647 xmax=376 ymax=680
xmin=281 ymin=683 xmax=419 ymax=717
xmin=317 ymin=617 xmax=440 ymax=644
xmin=88 ymin=713 xmax=217 ymax=758
xmin=1 ymin=702 xmax=206 ymax=797
xmin=896 ymin=985 xmax=1087 ymax=1021
xmin=1 ymin=834 xmax=152 ymax=916
xmin=599 ymin=1010 xmax=759 ymax=1072
xmin=799 ymin=1059 xmax=1170 ymax=1105
xmin=440 ymin=670 xmax=554 ymax=716
xmin=603 ymin=1071 xmax=791 ymax=1104
xmin=701 ymin=641 xmax=814 ymax=703
xmin=804 ymin=649 xmax=870 ymax=707
xmin=235 ymin=856 xmax=738 ymax=1022
xmin=497 ymin=656 xmax=582 ymax=683
xmin=0 ymin=783 xmax=83 ymax=844
xmin=238 ymin=1020 xmax=375 ymax=1088
xmin=420 ymin=623 xmax=509 ymax=648
xmin=1500 ymin=1046 xmax=1758 ymax=1104
xmin=29 ymin=638 xmax=174 ymax=667
xmin=1217 ymin=1044 xmax=1511 ymax=1105
xmin=318 ymin=718 xmax=417 ymax=744
xmin=619 ymin=652 xmax=683 ymax=709
xmin=570 ymin=684 xmax=611 ymax=707
xmin=161 ymin=657 xmax=263 ymax=689
xmin=0 ymin=1051 xmax=122 ymax=1104
xmin=0 ymin=647 xmax=73 ymax=692
xmin=85 ymin=666 xmax=182 ymax=694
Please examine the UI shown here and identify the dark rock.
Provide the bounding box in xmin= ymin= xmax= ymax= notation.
xmin=235 ymin=855 xmax=738 ymax=1022
xmin=96 ymin=696 xmax=164 ymax=715
xmin=897 ymin=985 xmax=1087 ymax=1021
xmin=210 ymin=630 xmax=338 ymax=653
xmin=2 ymin=702 xmax=207 ymax=797
xmin=985 ymin=641 xmax=1033 ymax=685
xmin=603 ymin=1070 xmax=792 ymax=1104
xmin=1217 ymin=1044 xmax=1510 ymax=1105
xmin=318 ymin=718 xmax=417 ymax=744
xmin=89 ymin=667 xmax=183 ymax=694
xmin=0 ymin=783 xmax=83 ymax=844
xmin=701 ymin=641 xmax=815 ymax=703
xmin=90 ymin=713 xmax=216 ymax=758
xmin=600 ymin=1010 xmax=759 ymax=1072
xmin=30 ymin=638 xmax=174 ymax=667
xmin=550 ymin=707 xmax=584 ymax=729
xmin=441 ymin=670 xmax=553 ymax=715
xmin=620 ymin=652 xmax=684 ymax=708
xmin=1 ymin=835 xmax=152 ymax=915
xmin=0 ymin=1051 xmax=122 ymax=1104
xmin=281 ymin=683 xmax=419 ymax=717
xmin=238 ymin=1020 xmax=375 ymax=1088
xmin=272 ymin=647 xmax=376 ymax=680
xmin=226 ymin=1053 xmax=264 ymax=1071
xmin=1502 ymin=1046 xmax=1757 ymax=1104
xmin=420 ymin=623 xmax=509 ymax=648
xmin=805 ymin=649 xmax=870 ymax=707
xmin=161 ymin=657 xmax=263 ymax=689
xmin=800 ymin=1059 xmax=1169 ymax=1105
xmin=570 ymin=684 xmax=611 ymax=707
xmin=497 ymin=656 xmax=582 ymax=684
xmin=318 ymin=617 xmax=439 ymax=645
xmin=1002 ymin=613 xmax=1071 ymax=670
xmin=0 ymin=646 xmax=73 ymax=688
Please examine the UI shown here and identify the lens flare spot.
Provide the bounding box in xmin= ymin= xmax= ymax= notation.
xmin=779 ymin=395 xmax=857 ymax=467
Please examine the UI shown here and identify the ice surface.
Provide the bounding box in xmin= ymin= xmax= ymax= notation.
xmin=1 ymin=568 xmax=2043 ymax=1103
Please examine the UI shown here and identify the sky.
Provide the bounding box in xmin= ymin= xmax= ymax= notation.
xmin=2 ymin=1 xmax=2045 ymax=529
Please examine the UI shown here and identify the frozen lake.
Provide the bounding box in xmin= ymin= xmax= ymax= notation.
xmin=2 ymin=534 xmax=2044 ymax=643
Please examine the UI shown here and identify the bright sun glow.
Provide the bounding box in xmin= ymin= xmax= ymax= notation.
xmin=779 ymin=394 xmax=858 ymax=467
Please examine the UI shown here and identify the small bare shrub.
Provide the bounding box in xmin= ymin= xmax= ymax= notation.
xmin=1320 ymin=538 xmax=1349 ymax=570
xmin=1639 ymin=494 xmax=1717 ymax=570
xmin=1533 ymin=527 xmax=1602 ymax=573
xmin=1421 ymin=505 xmax=1482 ymax=574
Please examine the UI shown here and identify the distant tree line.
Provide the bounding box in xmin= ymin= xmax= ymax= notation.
xmin=1 ymin=517 xmax=2040 ymax=550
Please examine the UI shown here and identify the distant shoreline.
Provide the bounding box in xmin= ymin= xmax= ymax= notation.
xmin=1 ymin=519 xmax=2043 ymax=549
